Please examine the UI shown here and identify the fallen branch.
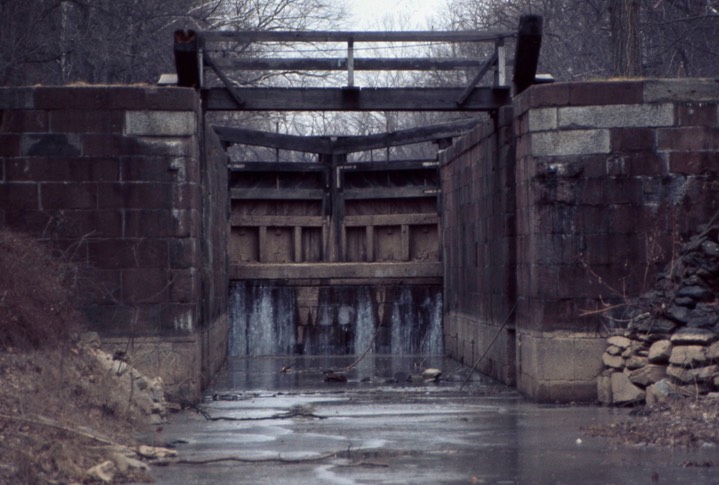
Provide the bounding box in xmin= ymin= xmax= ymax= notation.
xmin=159 ymin=451 xmax=339 ymax=465
xmin=0 ymin=412 xmax=119 ymax=446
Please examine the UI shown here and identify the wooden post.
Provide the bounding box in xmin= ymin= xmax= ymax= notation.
xmin=401 ymin=224 xmax=410 ymax=261
xmin=366 ymin=225 xmax=375 ymax=262
xmin=258 ymin=226 xmax=268 ymax=262
xmin=294 ymin=226 xmax=303 ymax=262
xmin=512 ymin=15 xmax=543 ymax=95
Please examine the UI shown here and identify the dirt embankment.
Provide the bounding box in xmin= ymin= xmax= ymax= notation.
xmin=0 ymin=230 xmax=172 ymax=483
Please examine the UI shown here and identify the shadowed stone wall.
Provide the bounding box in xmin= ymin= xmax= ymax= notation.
xmin=440 ymin=106 xmax=517 ymax=385
xmin=442 ymin=79 xmax=719 ymax=402
xmin=0 ymin=87 xmax=228 ymax=400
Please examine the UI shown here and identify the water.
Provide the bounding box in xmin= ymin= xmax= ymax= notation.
xmin=144 ymin=356 xmax=719 ymax=485
xmin=228 ymin=282 xmax=297 ymax=356
xmin=228 ymin=283 xmax=443 ymax=357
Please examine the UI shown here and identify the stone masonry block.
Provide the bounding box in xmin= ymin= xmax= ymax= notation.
xmin=0 ymin=183 xmax=39 ymax=210
xmin=0 ymin=88 xmax=36 ymax=109
xmin=528 ymin=108 xmax=557 ymax=132
xmin=122 ymin=268 xmax=170 ymax=303
xmin=125 ymin=111 xmax=196 ymax=137
xmin=0 ymin=134 xmax=20 ymax=156
xmin=677 ymin=102 xmax=717 ymax=126
xmin=41 ymin=182 xmax=97 ymax=210
xmin=658 ymin=126 xmax=719 ymax=151
xmin=569 ymin=82 xmax=643 ymax=106
xmin=559 ymin=104 xmax=674 ymax=129
xmin=6 ymin=158 xmax=118 ymax=183
xmin=21 ymin=133 xmax=82 ymax=157
xmin=531 ymin=130 xmax=610 ymax=157
xmin=51 ymin=110 xmax=124 ymax=133
xmin=644 ymin=79 xmax=719 ymax=103
xmin=0 ymin=110 xmax=48 ymax=133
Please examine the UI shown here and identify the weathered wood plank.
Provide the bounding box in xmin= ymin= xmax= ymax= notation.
xmin=230 ymin=188 xmax=325 ymax=200
xmin=342 ymin=187 xmax=438 ymax=200
xmin=229 ymin=162 xmax=326 ymax=172
xmin=229 ymin=261 xmax=443 ymax=280
xmin=216 ymin=119 xmax=479 ymax=153
xmin=230 ymin=214 xmax=325 ymax=227
xmin=343 ymin=213 xmax=438 ymax=227
xmin=204 ymin=87 xmax=511 ymax=111
xmin=200 ymin=30 xmax=515 ymax=43
xmin=214 ymin=57 xmax=484 ymax=71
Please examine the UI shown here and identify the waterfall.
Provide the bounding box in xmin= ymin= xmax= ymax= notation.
xmin=390 ymin=287 xmax=444 ymax=355
xmin=354 ymin=286 xmax=376 ymax=355
xmin=228 ymin=282 xmax=296 ymax=356
xmin=229 ymin=282 xmax=442 ymax=356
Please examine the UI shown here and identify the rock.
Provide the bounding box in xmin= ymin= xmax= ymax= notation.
xmin=607 ymin=336 xmax=632 ymax=349
xmin=597 ymin=375 xmax=613 ymax=404
xmin=702 ymin=240 xmax=719 ymax=257
xmin=422 ymin=368 xmax=442 ymax=381
xmin=602 ymin=352 xmax=624 ymax=369
xmin=673 ymin=296 xmax=695 ymax=306
xmin=627 ymin=364 xmax=667 ymax=387
xmin=86 ymin=460 xmax=117 ymax=483
xmin=667 ymin=305 xmax=690 ymax=324
xmin=606 ymin=345 xmax=623 ymax=356
xmin=625 ymin=355 xmax=648 ymax=370
xmin=136 ymin=445 xmax=178 ymax=460
xmin=646 ymin=379 xmax=679 ymax=406
xmin=324 ymin=371 xmax=348 ymax=383
xmin=695 ymin=364 xmax=719 ymax=382
xmin=610 ymin=372 xmax=645 ymax=404
xmin=110 ymin=452 xmax=149 ymax=474
xmin=648 ymin=340 xmax=672 ymax=363
xmin=671 ymin=328 xmax=716 ymax=345
xmin=707 ymin=341 xmax=719 ymax=360
xmin=666 ymin=364 xmax=697 ymax=383
xmin=669 ymin=345 xmax=707 ymax=367
xmin=677 ymin=285 xmax=711 ymax=300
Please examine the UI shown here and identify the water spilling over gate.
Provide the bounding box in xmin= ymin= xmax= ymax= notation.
xmin=228 ymin=282 xmax=443 ymax=356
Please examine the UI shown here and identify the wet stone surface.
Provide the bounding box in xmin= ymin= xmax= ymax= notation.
xmin=143 ymin=356 xmax=718 ymax=484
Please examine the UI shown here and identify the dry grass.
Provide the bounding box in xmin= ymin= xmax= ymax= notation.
xmin=0 ymin=229 xmax=154 ymax=483
xmin=0 ymin=229 xmax=81 ymax=350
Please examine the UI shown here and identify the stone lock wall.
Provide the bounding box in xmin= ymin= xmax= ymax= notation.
xmin=440 ymin=106 xmax=517 ymax=385
xmin=442 ymin=79 xmax=719 ymax=402
xmin=0 ymin=87 xmax=229 ymax=400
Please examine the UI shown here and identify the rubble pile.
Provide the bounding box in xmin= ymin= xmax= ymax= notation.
xmin=598 ymin=222 xmax=719 ymax=405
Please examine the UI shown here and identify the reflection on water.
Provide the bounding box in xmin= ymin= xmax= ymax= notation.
xmin=208 ymin=355 xmax=466 ymax=394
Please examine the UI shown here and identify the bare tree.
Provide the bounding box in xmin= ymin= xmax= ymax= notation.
xmin=442 ymin=0 xmax=719 ymax=81
xmin=609 ymin=0 xmax=642 ymax=76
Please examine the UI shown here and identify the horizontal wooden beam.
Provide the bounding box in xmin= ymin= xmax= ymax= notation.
xmin=204 ymin=87 xmax=511 ymax=111
xmin=215 ymin=118 xmax=479 ymax=153
xmin=229 ymin=162 xmax=326 ymax=172
xmin=200 ymin=30 xmax=515 ymax=43
xmin=343 ymin=213 xmax=438 ymax=227
xmin=230 ymin=214 xmax=326 ymax=227
xmin=342 ymin=186 xmax=438 ymax=200
xmin=229 ymin=261 xmax=443 ymax=280
xmin=213 ymin=57 xmax=483 ymax=71
xmin=230 ymin=188 xmax=325 ymax=200
xmin=218 ymin=126 xmax=331 ymax=153
xmin=339 ymin=160 xmax=439 ymax=171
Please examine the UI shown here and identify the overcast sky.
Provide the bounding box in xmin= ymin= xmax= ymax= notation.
xmin=347 ymin=0 xmax=444 ymax=29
